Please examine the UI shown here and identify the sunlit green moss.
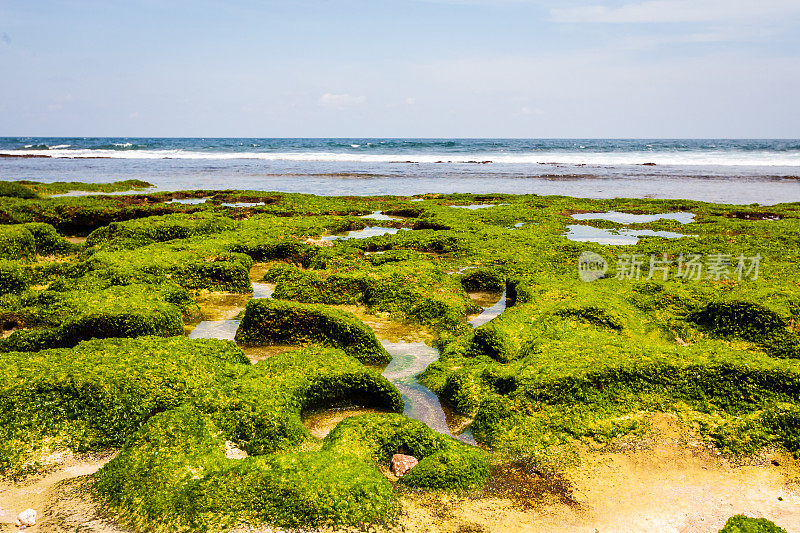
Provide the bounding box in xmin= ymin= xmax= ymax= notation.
xmin=1 ymin=186 xmax=800 ymax=529
xmin=235 ymin=299 xmax=390 ymax=364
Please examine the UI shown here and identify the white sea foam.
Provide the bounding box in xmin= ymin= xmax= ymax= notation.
xmin=1 ymin=148 xmax=799 ymax=166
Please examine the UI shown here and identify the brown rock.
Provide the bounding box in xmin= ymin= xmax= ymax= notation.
xmin=390 ymin=454 xmax=418 ymax=477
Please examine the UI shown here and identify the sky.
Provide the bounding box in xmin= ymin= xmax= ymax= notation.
xmin=1 ymin=0 xmax=799 ymax=138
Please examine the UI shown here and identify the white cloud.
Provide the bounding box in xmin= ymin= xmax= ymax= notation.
xmin=551 ymin=0 xmax=800 ymax=24
xmin=318 ymin=93 xmax=365 ymax=109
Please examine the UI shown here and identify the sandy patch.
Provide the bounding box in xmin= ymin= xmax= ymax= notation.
xmin=397 ymin=413 xmax=800 ymax=532
xmin=0 ymin=451 xmax=121 ymax=532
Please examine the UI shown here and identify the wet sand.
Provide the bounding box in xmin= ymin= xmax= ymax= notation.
xmin=0 ymin=452 xmax=121 ymax=532
xmin=397 ymin=414 xmax=800 ymax=533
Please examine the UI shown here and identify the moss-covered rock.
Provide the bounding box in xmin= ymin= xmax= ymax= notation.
xmin=323 ymin=414 xmax=490 ymax=491
xmin=0 ymin=336 xmax=248 ymax=475
xmin=0 ymin=260 xmax=28 ymax=295
xmin=267 ymin=259 xmax=479 ymax=332
xmin=94 ymin=406 xmax=401 ymax=531
xmin=235 ymin=299 xmax=390 ymax=364
xmin=0 ymin=181 xmax=38 ymax=199
xmin=719 ymin=515 xmax=788 ymax=533
xmin=690 ymin=300 xmax=799 ymax=358
xmin=86 ymin=212 xmax=237 ymax=250
xmin=0 ymin=225 xmax=36 ymax=260
xmin=0 ymin=283 xmax=193 ymax=352
xmin=460 ymin=267 xmax=505 ymax=292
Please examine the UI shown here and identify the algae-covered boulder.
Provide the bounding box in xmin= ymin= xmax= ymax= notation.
xmin=0 ymin=223 xmax=77 ymax=260
xmin=322 ymin=414 xmax=490 ymax=491
xmin=86 ymin=212 xmax=237 ymax=250
xmin=0 ymin=260 xmax=27 ymax=295
xmin=84 ymin=246 xmax=254 ymax=292
xmin=21 ymin=222 xmax=79 ymax=255
xmin=0 ymin=181 xmax=39 ymax=199
xmin=690 ymin=300 xmax=799 ymax=359
xmin=210 ymin=347 xmax=403 ymax=455
xmin=459 ymin=267 xmax=505 ymax=292
xmin=467 ymin=322 xmax=518 ymax=363
xmin=0 ymin=225 xmax=36 ymax=260
xmin=0 ymin=283 xmax=192 ymax=352
xmin=0 ymin=336 xmax=248 ymax=475
xmin=266 ymin=260 xmax=479 ymax=332
xmin=719 ymin=515 xmax=787 ymax=533
xmin=235 ymin=299 xmax=390 ymax=364
xmin=94 ymin=405 xmax=401 ymax=531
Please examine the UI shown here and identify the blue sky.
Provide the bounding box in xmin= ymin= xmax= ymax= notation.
xmin=1 ymin=0 xmax=799 ymax=137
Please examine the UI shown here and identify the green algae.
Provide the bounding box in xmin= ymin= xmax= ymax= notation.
xmin=0 ymin=283 xmax=195 ymax=352
xmin=235 ymin=299 xmax=391 ymax=364
xmin=1 ymin=187 xmax=799 ymax=529
xmin=719 ymin=515 xmax=788 ymax=533
xmin=11 ymin=179 xmax=153 ymax=196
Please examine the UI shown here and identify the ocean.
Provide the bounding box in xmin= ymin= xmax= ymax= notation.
xmin=1 ymin=138 xmax=798 ymax=204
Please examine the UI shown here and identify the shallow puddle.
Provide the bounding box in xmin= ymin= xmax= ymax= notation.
xmin=360 ymin=210 xmax=403 ymax=221
xmin=333 ymin=305 xmax=433 ymax=344
xmin=571 ymin=211 xmax=695 ymax=224
xmin=381 ymin=341 xmax=476 ymax=445
xmin=565 ymin=224 xmax=691 ymax=245
xmin=449 ymin=203 xmax=511 ymax=210
xmin=194 ymin=292 xmax=250 ymax=321
xmin=468 ymin=291 xmax=507 ymax=328
xmin=186 ymin=267 xmax=274 ymax=340
xmin=321 ymin=226 xmax=411 ymax=241
xmin=241 ymin=344 xmax=296 ymax=364
xmin=167 ymin=197 xmax=210 ymax=204
xmin=188 ymin=319 xmax=240 ymax=341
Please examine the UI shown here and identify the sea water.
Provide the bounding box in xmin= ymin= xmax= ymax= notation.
xmin=1 ymin=138 xmax=798 ymax=204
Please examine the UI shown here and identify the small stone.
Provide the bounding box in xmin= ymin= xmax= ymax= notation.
xmin=390 ymin=454 xmax=418 ymax=477
xmin=224 ymin=440 xmax=248 ymax=460
xmin=15 ymin=508 xmax=37 ymax=528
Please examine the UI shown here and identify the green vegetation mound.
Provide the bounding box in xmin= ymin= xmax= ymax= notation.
xmin=95 ymin=405 xmax=401 ymax=531
xmin=323 ymin=414 xmax=490 ymax=491
xmin=719 ymin=515 xmax=787 ymax=533
xmin=2 ymin=186 xmax=800 ymax=529
xmin=14 ymin=179 xmax=153 ymax=196
xmin=0 ymin=181 xmax=38 ymax=199
xmin=0 ymin=223 xmax=78 ymax=260
xmin=691 ymin=300 xmax=799 ymax=358
xmin=86 ymin=212 xmax=237 ymax=250
xmin=265 ymin=259 xmax=479 ymax=331
xmin=235 ymin=299 xmax=391 ymax=364
xmin=0 ymin=336 xmax=247 ymax=475
xmin=0 ymin=283 xmax=192 ymax=352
